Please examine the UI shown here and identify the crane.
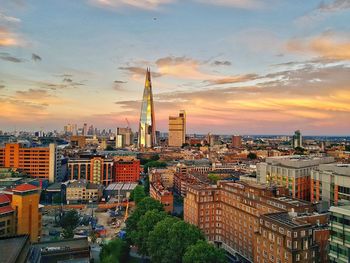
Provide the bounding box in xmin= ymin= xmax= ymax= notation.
xmin=125 ymin=118 xmax=130 ymax=129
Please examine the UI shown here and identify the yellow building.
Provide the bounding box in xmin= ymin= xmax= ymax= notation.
xmin=168 ymin=110 xmax=186 ymax=147
xmin=11 ymin=184 xmax=41 ymax=242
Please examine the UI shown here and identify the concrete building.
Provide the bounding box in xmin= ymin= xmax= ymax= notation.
xmin=0 ymin=143 xmax=60 ymax=183
xmin=116 ymin=127 xmax=132 ymax=147
xmin=149 ymin=168 xmax=175 ymax=189
xmin=292 ymin=130 xmax=303 ymax=148
xmin=68 ymin=156 xmax=113 ymax=185
xmin=184 ymin=181 xmax=322 ymax=262
xmin=311 ymin=164 xmax=350 ymax=207
xmin=66 ymin=180 xmax=103 ymax=204
xmin=329 ymin=206 xmax=350 ymax=263
xmin=168 ymin=110 xmax=186 ymax=147
xmin=257 ymin=155 xmax=335 ymax=201
xmin=232 ymin=135 xmax=242 ymax=148
xmin=10 ymin=184 xmax=42 ymax=242
xmin=70 ymin=135 xmax=86 ymax=148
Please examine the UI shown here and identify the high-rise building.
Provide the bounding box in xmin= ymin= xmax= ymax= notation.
xmin=0 ymin=143 xmax=59 ymax=182
xmin=329 ymin=206 xmax=350 ymax=263
xmin=116 ymin=127 xmax=132 ymax=147
xmin=168 ymin=110 xmax=186 ymax=147
xmin=292 ymin=130 xmax=302 ymax=148
xmin=83 ymin=123 xmax=88 ymax=136
xmin=232 ymin=135 xmax=242 ymax=148
xmin=138 ymin=68 xmax=156 ymax=148
xmin=311 ymin=163 xmax=350 ymax=207
xmin=257 ymin=155 xmax=335 ymax=200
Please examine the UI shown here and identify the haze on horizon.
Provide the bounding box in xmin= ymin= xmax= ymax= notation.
xmin=0 ymin=0 xmax=350 ymax=135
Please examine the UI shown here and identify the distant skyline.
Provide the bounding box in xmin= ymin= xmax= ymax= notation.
xmin=0 ymin=0 xmax=350 ymax=135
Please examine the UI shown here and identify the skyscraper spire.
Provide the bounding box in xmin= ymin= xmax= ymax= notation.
xmin=138 ymin=68 xmax=156 ymax=148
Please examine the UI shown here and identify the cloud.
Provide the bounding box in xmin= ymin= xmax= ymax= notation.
xmin=89 ymin=0 xmax=174 ymax=10
xmin=0 ymin=85 xmax=5 ymax=89
xmin=211 ymin=60 xmax=232 ymax=66
xmin=195 ymin=0 xmax=262 ymax=9
xmin=15 ymin=89 xmax=51 ymax=100
xmin=113 ymin=80 xmax=127 ymax=91
xmin=206 ymin=73 xmax=259 ymax=85
xmin=0 ymin=27 xmax=19 ymax=46
xmin=119 ymin=66 xmax=162 ymax=78
xmin=0 ymin=52 xmax=24 ymax=63
xmin=0 ymin=12 xmax=21 ymax=23
xmin=286 ymin=31 xmax=350 ymax=60
xmin=31 ymin=53 xmax=42 ymax=62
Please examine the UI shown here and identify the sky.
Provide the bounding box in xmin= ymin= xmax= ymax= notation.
xmin=0 ymin=0 xmax=350 ymax=135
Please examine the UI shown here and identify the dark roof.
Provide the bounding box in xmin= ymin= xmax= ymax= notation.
xmin=0 ymin=235 xmax=29 ymax=263
xmin=263 ymin=212 xmax=310 ymax=228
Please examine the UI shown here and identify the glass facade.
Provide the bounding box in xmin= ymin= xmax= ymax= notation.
xmin=329 ymin=210 xmax=350 ymax=263
xmin=138 ymin=68 xmax=156 ymax=148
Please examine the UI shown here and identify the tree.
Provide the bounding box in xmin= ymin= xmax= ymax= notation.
xmin=207 ymin=173 xmax=221 ymax=184
xmin=148 ymin=218 xmax=204 ymax=263
xmin=131 ymin=209 xmax=168 ymax=256
xmin=148 ymin=217 xmax=179 ymax=263
xmin=294 ymin=146 xmax=305 ymax=155
xmin=143 ymin=161 xmax=167 ymax=172
xmin=125 ymin=197 xmax=164 ymax=235
xmin=247 ymin=152 xmax=257 ymax=159
xmin=183 ymin=240 xmax=227 ymax=263
xmin=345 ymin=145 xmax=350 ymax=152
xmin=100 ymin=238 xmax=130 ymax=263
xmin=105 ymin=145 xmax=114 ymax=151
xmin=60 ymin=210 xmax=80 ymax=239
xmin=52 ymin=194 xmax=61 ymax=204
xmin=130 ymin=185 xmax=146 ymax=205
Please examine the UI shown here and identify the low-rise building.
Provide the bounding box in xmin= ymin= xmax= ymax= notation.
xmin=150 ymin=181 xmax=173 ymax=213
xmin=0 ymin=193 xmax=15 ymax=237
xmin=66 ymin=180 xmax=103 ymax=204
xmin=114 ymin=158 xmax=140 ymax=182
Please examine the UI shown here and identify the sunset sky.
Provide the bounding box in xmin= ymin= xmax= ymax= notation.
xmin=0 ymin=0 xmax=350 ymax=135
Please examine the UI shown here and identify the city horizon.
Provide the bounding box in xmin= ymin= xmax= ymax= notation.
xmin=1 ymin=1 xmax=350 ymax=135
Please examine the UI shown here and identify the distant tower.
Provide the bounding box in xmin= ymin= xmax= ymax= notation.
xmin=292 ymin=130 xmax=302 ymax=148
xmin=138 ymin=68 xmax=156 ymax=148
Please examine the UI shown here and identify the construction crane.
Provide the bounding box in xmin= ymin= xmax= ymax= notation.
xmin=125 ymin=118 xmax=130 ymax=129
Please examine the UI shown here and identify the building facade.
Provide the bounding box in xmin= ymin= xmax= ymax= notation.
xmin=68 ymin=156 xmax=113 ymax=185
xmin=150 ymin=181 xmax=173 ymax=213
xmin=66 ymin=180 xmax=103 ymax=204
xmin=114 ymin=158 xmax=140 ymax=182
xmin=0 ymin=194 xmax=15 ymax=238
xmin=311 ymin=164 xmax=350 ymax=207
xmin=329 ymin=206 xmax=350 ymax=263
xmin=184 ymin=181 xmax=327 ymax=262
xmin=257 ymin=155 xmax=335 ymax=201
xmin=232 ymin=135 xmax=242 ymax=148
xmin=168 ymin=110 xmax=186 ymax=147
xmin=292 ymin=130 xmax=303 ymax=148
xmin=138 ymin=68 xmax=156 ymax=148
xmin=0 ymin=143 xmax=59 ymax=182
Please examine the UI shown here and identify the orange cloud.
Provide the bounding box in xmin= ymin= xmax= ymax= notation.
xmin=0 ymin=27 xmax=18 ymax=46
xmin=287 ymin=32 xmax=350 ymax=60
xmin=90 ymin=0 xmax=174 ymax=10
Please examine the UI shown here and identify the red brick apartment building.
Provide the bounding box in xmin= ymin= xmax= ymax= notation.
xmin=0 ymin=143 xmax=57 ymax=182
xmin=150 ymin=181 xmax=174 ymax=213
xmin=184 ymin=181 xmax=329 ymax=263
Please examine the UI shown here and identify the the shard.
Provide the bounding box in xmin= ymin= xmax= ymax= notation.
xmin=138 ymin=68 xmax=156 ymax=148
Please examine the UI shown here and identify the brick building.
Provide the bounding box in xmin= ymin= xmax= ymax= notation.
xmin=114 ymin=158 xmax=140 ymax=182
xmin=150 ymin=181 xmax=174 ymax=213
xmin=184 ymin=181 xmax=328 ymax=262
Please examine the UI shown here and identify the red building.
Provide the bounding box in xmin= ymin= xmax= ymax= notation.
xmin=114 ymin=159 xmax=140 ymax=182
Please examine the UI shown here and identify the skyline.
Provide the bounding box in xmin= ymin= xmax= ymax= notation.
xmin=0 ymin=0 xmax=350 ymax=135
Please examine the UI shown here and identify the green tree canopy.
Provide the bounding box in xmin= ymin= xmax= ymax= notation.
xmin=148 ymin=218 xmax=204 ymax=263
xmin=183 ymin=240 xmax=227 ymax=263
xmin=143 ymin=161 xmax=167 ymax=172
xmin=60 ymin=210 xmax=79 ymax=239
xmin=130 ymin=185 xmax=146 ymax=205
xmin=125 ymin=197 xmax=164 ymax=234
xmin=131 ymin=209 xmax=168 ymax=256
xmin=247 ymin=152 xmax=257 ymax=159
xmin=99 ymin=238 xmax=130 ymax=263
xmin=207 ymin=174 xmax=221 ymax=184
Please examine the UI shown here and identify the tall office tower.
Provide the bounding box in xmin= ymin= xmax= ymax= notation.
xmin=117 ymin=127 xmax=132 ymax=147
xmin=168 ymin=110 xmax=186 ymax=147
xmin=138 ymin=68 xmax=156 ymax=148
xmin=83 ymin=123 xmax=88 ymax=136
xmin=11 ymin=184 xmax=41 ymax=242
xmin=232 ymin=135 xmax=242 ymax=148
xmin=292 ymin=130 xmax=302 ymax=148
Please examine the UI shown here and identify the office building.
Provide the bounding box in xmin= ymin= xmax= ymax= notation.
xmin=311 ymin=164 xmax=350 ymax=207
xmin=257 ymin=155 xmax=335 ymax=201
xmin=184 ymin=181 xmax=327 ymax=262
xmin=329 ymin=206 xmax=350 ymax=263
xmin=0 ymin=194 xmax=15 ymax=237
xmin=168 ymin=110 xmax=186 ymax=147
xmin=138 ymin=68 xmax=156 ymax=148
xmin=116 ymin=127 xmax=132 ymax=147
xmin=11 ymin=184 xmax=42 ymax=242
xmin=292 ymin=130 xmax=303 ymax=148
xmin=0 ymin=143 xmax=59 ymax=183
xmin=114 ymin=158 xmax=140 ymax=182
xmin=232 ymin=135 xmax=242 ymax=148
xmin=68 ymin=156 xmax=113 ymax=185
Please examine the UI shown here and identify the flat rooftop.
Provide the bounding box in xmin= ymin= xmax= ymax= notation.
xmin=0 ymin=235 xmax=29 ymax=263
xmin=105 ymin=182 xmax=138 ymax=191
xmin=263 ymin=212 xmax=309 ymax=228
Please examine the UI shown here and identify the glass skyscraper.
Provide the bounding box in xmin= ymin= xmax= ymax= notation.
xmin=138 ymin=68 xmax=156 ymax=148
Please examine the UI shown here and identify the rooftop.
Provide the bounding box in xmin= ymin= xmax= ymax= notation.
xmin=0 ymin=235 xmax=29 ymax=263
xmin=12 ymin=183 xmax=38 ymax=193
xmin=0 ymin=194 xmax=10 ymax=204
xmin=263 ymin=212 xmax=310 ymax=228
